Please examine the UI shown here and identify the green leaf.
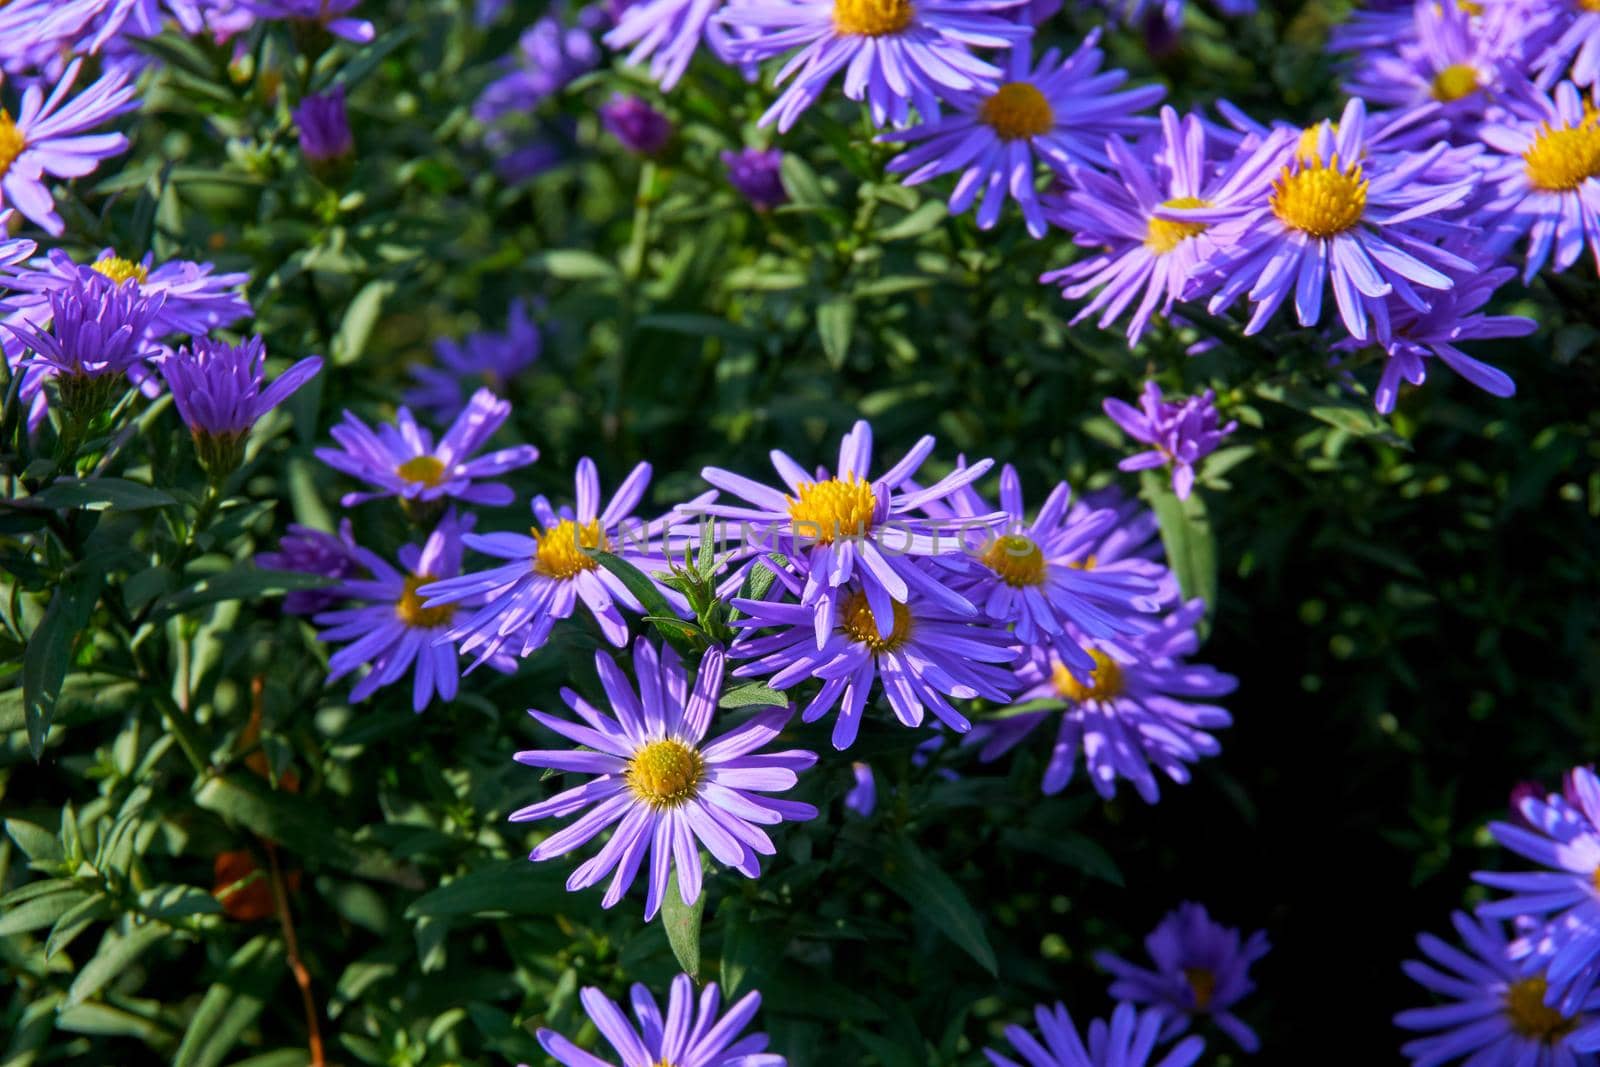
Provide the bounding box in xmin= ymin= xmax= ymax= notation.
xmin=44 ymin=893 xmax=113 ymax=958
xmin=719 ymin=682 xmax=787 ymax=709
xmin=1141 ymin=470 xmax=1217 ymax=628
xmin=64 ymin=920 xmax=166 ymax=1006
xmin=22 ymin=563 xmax=104 ymax=759
xmin=593 ymin=553 xmax=695 ymax=655
xmin=661 ymin=863 xmax=705 ymax=980
xmin=141 ymin=883 xmax=224 ymax=922
xmin=867 ymin=835 xmax=997 ymax=976
xmin=0 ymin=877 xmax=76 ymax=906
xmin=778 ymin=154 xmax=827 ymax=208
xmin=150 ymin=568 xmax=332 ymax=620
xmin=30 ymin=478 xmax=176 ymax=511
xmin=3 ymin=821 xmax=63 ymax=863
xmin=532 ymin=250 xmax=620 ymax=282
xmin=817 ymin=296 xmax=854 ymax=370
xmin=999 ymin=829 xmax=1124 ymax=887
xmin=874 ymin=201 xmax=947 ymax=242
xmin=173 ymin=934 xmax=285 ymax=1067
xmin=332 ymin=279 xmax=395 ymax=366
xmin=1254 ymin=380 xmax=1405 ymax=444
xmin=404 ymin=859 xmax=575 ymax=920
xmin=0 ymin=886 xmax=91 ymax=936
xmin=194 ymin=773 xmax=359 ymax=869
xmin=719 ymin=905 xmax=780 ymax=1000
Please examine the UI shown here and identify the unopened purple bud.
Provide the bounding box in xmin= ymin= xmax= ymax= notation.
xmin=722 ymin=147 xmax=787 ymax=211
xmin=600 ymin=94 xmax=673 ymax=156
xmin=292 ymin=85 xmax=354 ymax=172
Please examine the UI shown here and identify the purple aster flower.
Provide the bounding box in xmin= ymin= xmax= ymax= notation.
xmin=696 ymin=419 xmax=1000 ymax=646
xmin=1041 ymin=107 xmax=1276 ymax=345
xmin=1181 ymin=97 xmax=1479 ymax=342
xmin=0 ymin=211 xmax=35 ymax=270
xmin=404 ymin=299 xmax=541 ymax=423
xmin=158 ymin=336 xmax=323 ymax=476
xmin=1476 ymin=766 xmax=1600 ymax=1047
xmin=313 ymin=511 xmax=513 ymax=712
xmin=7 ymin=271 xmax=164 ymax=420
xmin=291 ymin=84 xmax=354 ymax=166
xmin=722 ymin=147 xmax=787 ymax=209
xmin=984 ymin=1001 xmax=1205 ymax=1067
xmin=537 ymin=973 xmax=784 ymax=1067
xmin=880 ymin=35 xmax=1162 ymax=237
xmin=0 ymin=247 xmax=252 ymax=349
xmin=717 ymin=0 xmax=1032 ymax=133
xmin=422 ymin=458 xmax=690 ymax=663
xmin=0 ymin=59 xmax=137 ymax=236
xmin=474 ymin=13 xmax=599 ymax=124
xmin=843 ymin=761 xmax=876 ymax=816
xmin=1478 ymin=81 xmax=1600 ymax=282
xmin=314 ymin=388 xmax=539 ymax=514
xmin=510 ymin=642 xmax=817 ymax=920
xmin=1334 ymin=264 xmax=1533 ymax=413
xmin=255 ymin=519 xmax=363 ymax=615
xmin=728 ymin=573 xmax=1020 ymax=750
xmin=600 ymin=93 xmax=675 ymax=155
xmin=1103 ymin=382 xmax=1236 ymax=500
xmin=923 ymin=463 xmax=1162 ymax=674
xmin=1056 ymin=485 xmax=1179 ymax=606
xmin=1095 ymin=902 xmax=1270 ymax=1053
xmin=1396 ymin=911 xmax=1600 ymax=1064
xmin=1532 ymin=0 xmax=1600 ymax=89
xmin=604 ymin=0 xmax=725 ymax=92
xmin=974 ymin=599 xmax=1235 ymax=802
xmin=241 ymin=0 xmax=374 ymax=42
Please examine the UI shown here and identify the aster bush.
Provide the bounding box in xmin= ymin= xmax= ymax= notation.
xmin=1 ymin=0 xmax=1597 ymax=1063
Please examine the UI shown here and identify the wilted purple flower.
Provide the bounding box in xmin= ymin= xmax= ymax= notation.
xmin=511 ymin=643 xmax=817 ymax=920
xmin=405 ymin=299 xmax=540 ymax=423
xmin=314 ymin=388 xmax=539 ymax=514
xmin=0 ymin=59 xmax=138 ymax=236
xmin=722 ymin=147 xmax=787 ymax=210
xmin=313 ymin=511 xmax=513 ymax=712
xmin=1096 ymin=903 xmax=1270 ymax=1052
xmin=7 ymin=272 xmax=164 ymax=419
xmin=242 ymin=0 xmax=375 ymax=42
xmin=881 ymin=35 xmax=1163 ymax=237
xmin=159 ymin=336 xmax=323 ymax=475
xmin=599 ymin=94 xmax=674 ymax=155
xmin=1396 ymin=911 xmax=1600 ymax=1064
xmin=256 ymin=519 xmax=364 ymax=615
xmin=291 ymin=85 xmax=353 ymax=166
xmin=1103 ymin=382 xmax=1237 ymax=500
xmin=717 ymin=0 xmax=1032 ymax=132
xmin=538 ymin=974 xmax=785 ymax=1067
xmin=984 ymin=1001 xmax=1205 ymax=1067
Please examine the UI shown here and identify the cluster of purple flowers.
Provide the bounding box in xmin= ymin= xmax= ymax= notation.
xmin=1397 ymin=765 xmax=1600 ymax=1062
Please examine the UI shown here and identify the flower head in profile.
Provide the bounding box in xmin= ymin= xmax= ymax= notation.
xmin=314 ymin=388 xmax=539 ymax=516
xmin=1096 ymin=902 xmax=1270 ymax=1052
xmin=882 ymin=35 xmax=1162 ymax=236
xmin=730 ymin=573 xmax=1020 ymax=749
xmin=292 ymin=84 xmax=354 ymax=167
xmin=255 ymin=519 xmax=363 ymax=615
xmin=975 ymin=599 xmax=1235 ymax=802
xmin=723 ymin=147 xmax=788 ymax=210
xmin=405 ymin=299 xmax=541 ymax=423
xmin=1103 ymin=382 xmax=1236 ymax=500
xmin=312 ymin=511 xmax=512 ymax=712
xmin=160 ymin=336 xmax=323 ymax=476
xmin=423 ymin=459 xmax=690 ymax=663
xmin=1478 ymin=81 xmax=1600 ymax=282
xmin=7 ymin=272 xmax=164 ymax=419
xmin=985 ymin=1001 xmax=1205 ymax=1067
xmin=1475 ymin=765 xmax=1600 ymax=1048
xmin=537 ymin=973 xmax=785 ymax=1066
xmin=600 ymin=93 xmax=675 ymax=155
xmin=511 ymin=643 xmax=817 ymax=920
xmin=697 ymin=420 xmax=999 ymax=646
xmin=717 ymin=0 xmax=1032 ymax=132
xmin=0 ymin=59 xmax=137 ymax=235
xmin=1396 ymin=911 xmax=1600 ymax=1064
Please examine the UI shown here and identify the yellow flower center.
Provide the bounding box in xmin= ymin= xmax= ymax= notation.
xmin=1579 ymin=0 xmax=1600 ymax=12
xmin=979 ymin=83 xmax=1055 ymax=141
xmin=834 ymin=0 xmax=913 ymax=34
xmin=787 ymin=474 xmax=877 ymax=544
xmin=1431 ymin=63 xmax=1480 ymax=102
xmin=839 ymin=590 xmax=912 ymax=653
xmin=1145 ymin=197 xmax=1211 ymax=255
xmin=0 ymin=110 xmax=25 ymax=177
xmin=1523 ymin=119 xmax=1600 ymax=192
xmin=1457 ymin=0 xmax=1483 ymax=12
xmin=1051 ymin=650 xmax=1124 ymax=703
xmin=395 ymin=574 xmax=456 ymax=629
xmin=982 ymin=534 xmax=1047 ymax=587
xmin=533 ymin=518 xmax=607 ymax=579
xmin=1068 ymin=555 xmax=1098 ymax=570
xmin=1270 ymin=155 xmax=1368 ymax=238
xmin=1184 ymin=967 xmax=1217 ymax=1011
xmin=627 ymin=739 xmax=704 ymax=808
xmin=91 ymin=256 xmax=150 ymax=286
xmin=1505 ymin=977 xmax=1578 ymax=1041
xmin=396 ymin=454 xmax=447 ymax=487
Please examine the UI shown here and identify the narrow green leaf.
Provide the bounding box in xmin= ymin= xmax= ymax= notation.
xmin=5 ymin=819 xmax=63 ymax=863
xmin=141 ymin=883 xmax=224 ymax=922
xmin=868 ymin=835 xmax=997 ymax=976
xmin=0 ymin=877 xmax=76 ymax=907
xmin=404 ymin=860 xmax=576 ymax=920
xmin=719 ymin=682 xmax=787 ymax=709
xmin=44 ymin=893 xmax=113 ymax=958
xmin=0 ymin=887 xmax=90 ymax=936
xmin=875 ymin=201 xmax=947 ymax=242
xmin=150 ymin=568 xmax=331 ymax=619
xmin=532 ymin=250 xmax=620 ymax=282
xmin=64 ymin=920 xmax=166 ymax=1006
xmin=22 ymin=564 xmax=104 ymax=759
xmin=661 ymin=863 xmax=706 ymax=980
xmin=30 ymin=478 xmax=176 ymax=511
xmin=593 ymin=553 xmax=696 ymax=654
xmin=332 ymin=279 xmax=395 ymax=366
xmin=999 ymin=828 xmax=1124 ymax=887
xmin=173 ymin=934 xmax=285 ymax=1067
xmin=1141 ymin=470 xmax=1217 ymax=629
xmin=194 ymin=774 xmax=359 ymax=869
xmin=817 ymin=296 xmax=854 ymax=369
xmin=778 ymin=154 xmax=826 ymax=208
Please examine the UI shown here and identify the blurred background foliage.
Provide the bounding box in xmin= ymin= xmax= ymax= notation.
xmin=2 ymin=0 xmax=1599 ymax=1063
